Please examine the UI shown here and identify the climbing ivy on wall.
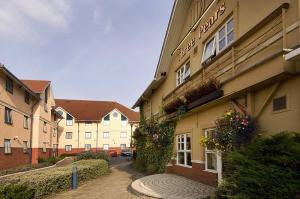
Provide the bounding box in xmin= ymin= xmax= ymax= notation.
xmin=133 ymin=119 xmax=175 ymax=173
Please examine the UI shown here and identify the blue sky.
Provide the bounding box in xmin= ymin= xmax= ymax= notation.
xmin=0 ymin=0 xmax=173 ymax=108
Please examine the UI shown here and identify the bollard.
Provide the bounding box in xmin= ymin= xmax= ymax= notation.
xmin=72 ymin=166 xmax=78 ymax=189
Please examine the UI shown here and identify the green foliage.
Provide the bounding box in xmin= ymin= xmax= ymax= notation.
xmin=216 ymin=132 xmax=300 ymax=199
xmin=76 ymin=151 xmax=109 ymax=162
xmin=0 ymin=159 xmax=109 ymax=199
xmin=38 ymin=156 xmax=62 ymax=165
xmin=59 ymin=153 xmax=78 ymax=158
xmin=133 ymin=120 xmax=175 ymax=173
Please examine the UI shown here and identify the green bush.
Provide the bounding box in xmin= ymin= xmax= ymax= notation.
xmin=0 ymin=159 xmax=109 ymax=199
xmin=0 ymin=184 xmax=35 ymax=199
xmin=76 ymin=151 xmax=109 ymax=161
xmin=216 ymin=132 xmax=300 ymax=199
xmin=59 ymin=153 xmax=77 ymax=159
xmin=37 ymin=156 xmax=62 ymax=165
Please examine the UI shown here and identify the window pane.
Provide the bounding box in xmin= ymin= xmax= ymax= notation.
xmin=104 ymin=115 xmax=110 ymax=121
xmin=178 ymin=152 xmax=185 ymax=165
xmin=121 ymin=114 xmax=127 ymax=121
xmin=219 ymin=38 xmax=226 ymax=51
xmin=227 ymin=31 xmax=234 ymax=44
xmin=227 ymin=19 xmax=233 ymax=32
xmin=207 ymin=153 xmax=217 ymax=170
xmin=203 ymin=38 xmax=215 ymax=61
xmin=187 ymin=152 xmax=192 ymax=166
xmin=219 ymin=27 xmax=225 ymax=39
xmin=186 ymin=134 xmax=191 ymax=150
xmin=181 ymin=143 xmax=184 ymax=150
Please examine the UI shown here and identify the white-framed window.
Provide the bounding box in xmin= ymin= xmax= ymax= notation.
xmin=103 ymin=144 xmax=109 ymax=150
xmin=4 ymin=139 xmax=11 ymax=154
xmin=85 ymin=122 xmax=92 ymax=126
xmin=103 ymin=114 xmax=110 ymax=126
xmin=23 ymin=141 xmax=28 ymax=153
xmin=42 ymin=143 xmax=47 ymax=153
xmin=202 ymin=18 xmax=234 ymax=63
xmin=43 ymin=121 xmax=47 ymax=133
xmin=85 ymin=132 xmax=92 ymax=139
xmin=120 ymin=144 xmax=126 ymax=150
xmin=23 ymin=115 xmax=29 ymax=129
xmin=120 ymin=132 xmax=127 ymax=138
xmin=121 ymin=114 xmax=127 ymax=126
xmin=85 ymin=144 xmax=91 ymax=151
xmin=205 ymin=129 xmax=218 ymax=171
xmin=65 ymin=145 xmax=72 ymax=152
xmin=65 ymin=132 xmax=72 ymax=139
xmin=103 ymin=132 xmax=109 ymax=139
xmin=176 ymin=134 xmax=192 ymax=167
xmin=176 ymin=61 xmax=190 ymax=87
xmin=4 ymin=107 xmax=13 ymax=125
xmin=66 ymin=113 xmax=73 ymax=126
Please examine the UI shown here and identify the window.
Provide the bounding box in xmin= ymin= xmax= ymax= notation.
xmin=23 ymin=141 xmax=28 ymax=153
xmin=120 ymin=144 xmax=126 ymax=150
xmin=176 ymin=61 xmax=190 ymax=86
xmin=42 ymin=143 xmax=47 ymax=153
xmin=85 ymin=132 xmax=92 ymax=139
xmin=205 ymin=129 xmax=218 ymax=171
xmin=4 ymin=107 xmax=12 ymax=125
xmin=43 ymin=122 xmax=47 ymax=132
xmin=4 ymin=139 xmax=11 ymax=154
xmin=273 ymin=96 xmax=287 ymax=112
xmin=113 ymin=112 xmax=118 ymax=118
xmin=44 ymin=87 xmax=48 ymax=104
xmin=85 ymin=122 xmax=92 ymax=126
xmin=65 ymin=132 xmax=72 ymax=139
xmin=66 ymin=113 xmax=73 ymax=126
xmin=85 ymin=144 xmax=91 ymax=151
xmin=120 ymin=132 xmax=127 ymax=138
xmin=103 ymin=144 xmax=109 ymax=150
xmin=6 ymin=77 xmax=13 ymax=94
xmin=23 ymin=116 xmax=29 ymax=129
xmin=65 ymin=145 xmax=72 ymax=152
xmin=103 ymin=115 xmax=110 ymax=126
xmin=24 ymin=91 xmax=30 ymax=104
xmin=176 ymin=134 xmax=192 ymax=167
xmin=53 ymin=128 xmax=57 ymax=137
xmin=121 ymin=114 xmax=127 ymax=126
xmin=103 ymin=132 xmax=109 ymax=139
xmin=202 ymin=18 xmax=234 ymax=63
xmin=57 ymin=110 xmax=63 ymax=117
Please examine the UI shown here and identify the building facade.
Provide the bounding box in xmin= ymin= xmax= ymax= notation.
xmin=55 ymin=99 xmax=139 ymax=155
xmin=0 ymin=66 xmax=60 ymax=169
xmin=133 ymin=0 xmax=300 ymax=186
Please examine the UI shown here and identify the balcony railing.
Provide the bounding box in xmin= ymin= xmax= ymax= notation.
xmin=162 ymin=5 xmax=290 ymax=113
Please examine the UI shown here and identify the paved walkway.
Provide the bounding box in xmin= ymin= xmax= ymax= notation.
xmin=131 ymin=174 xmax=216 ymax=199
xmin=48 ymin=157 xmax=145 ymax=199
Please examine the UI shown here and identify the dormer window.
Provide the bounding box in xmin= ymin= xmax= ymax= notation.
xmin=66 ymin=113 xmax=73 ymax=126
xmin=202 ymin=18 xmax=234 ymax=64
xmin=103 ymin=114 xmax=110 ymax=126
xmin=121 ymin=114 xmax=127 ymax=126
xmin=176 ymin=61 xmax=190 ymax=87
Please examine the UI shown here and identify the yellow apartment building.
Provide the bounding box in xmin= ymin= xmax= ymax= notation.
xmin=0 ymin=66 xmax=60 ymax=169
xmin=55 ymin=99 xmax=139 ymax=155
xmin=133 ymin=0 xmax=300 ymax=186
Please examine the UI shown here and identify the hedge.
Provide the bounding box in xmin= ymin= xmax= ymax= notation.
xmin=77 ymin=151 xmax=109 ymax=161
xmin=0 ymin=159 xmax=109 ymax=199
xmin=216 ymin=132 xmax=300 ymax=199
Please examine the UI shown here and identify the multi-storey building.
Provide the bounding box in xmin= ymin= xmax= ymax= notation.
xmin=55 ymin=99 xmax=139 ymax=155
xmin=0 ymin=65 xmax=60 ymax=169
xmin=133 ymin=0 xmax=300 ymax=186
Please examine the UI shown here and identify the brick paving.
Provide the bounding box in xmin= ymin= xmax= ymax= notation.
xmin=131 ymin=174 xmax=216 ymax=199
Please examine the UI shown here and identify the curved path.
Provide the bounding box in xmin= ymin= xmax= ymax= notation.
xmin=131 ymin=174 xmax=215 ymax=199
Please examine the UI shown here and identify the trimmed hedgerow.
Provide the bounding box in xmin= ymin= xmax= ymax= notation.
xmin=76 ymin=151 xmax=109 ymax=162
xmin=0 ymin=159 xmax=109 ymax=199
xmin=216 ymin=132 xmax=300 ymax=199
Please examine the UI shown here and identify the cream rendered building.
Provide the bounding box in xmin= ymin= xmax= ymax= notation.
xmin=55 ymin=99 xmax=139 ymax=155
xmin=133 ymin=0 xmax=300 ymax=186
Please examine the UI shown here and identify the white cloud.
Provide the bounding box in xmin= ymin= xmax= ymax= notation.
xmin=0 ymin=0 xmax=71 ymax=41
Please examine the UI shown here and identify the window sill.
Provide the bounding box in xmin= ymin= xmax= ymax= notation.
xmin=5 ymin=122 xmax=13 ymax=126
xmin=204 ymin=169 xmax=218 ymax=173
xmin=176 ymin=164 xmax=192 ymax=168
xmin=4 ymin=152 xmax=12 ymax=155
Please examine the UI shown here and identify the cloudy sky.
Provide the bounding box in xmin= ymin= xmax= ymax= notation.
xmin=0 ymin=0 xmax=173 ymax=108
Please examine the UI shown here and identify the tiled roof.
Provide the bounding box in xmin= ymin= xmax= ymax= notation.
xmin=21 ymin=80 xmax=51 ymax=93
xmin=55 ymin=99 xmax=139 ymax=122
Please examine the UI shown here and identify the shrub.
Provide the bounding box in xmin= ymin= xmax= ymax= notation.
xmin=76 ymin=151 xmax=109 ymax=161
xmin=59 ymin=153 xmax=78 ymax=159
xmin=0 ymin=159 xmax=109 ymax=199
xmin=163 ymin=98 xmax=185 ymax=114
xmin=38 ymin=156 xmax=62 ymax=165
xmin=216 ymin=132 xmax=300 ymax=199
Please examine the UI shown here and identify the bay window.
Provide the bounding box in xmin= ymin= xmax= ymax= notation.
xmin=176 ymin=134 xmax=192 ymax=167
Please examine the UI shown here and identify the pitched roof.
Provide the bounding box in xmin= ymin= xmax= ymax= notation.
xmin=21 ymin=80 xmax=51 ymax=93
xmin=55 ymin=99 xmax=139 ymax=122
